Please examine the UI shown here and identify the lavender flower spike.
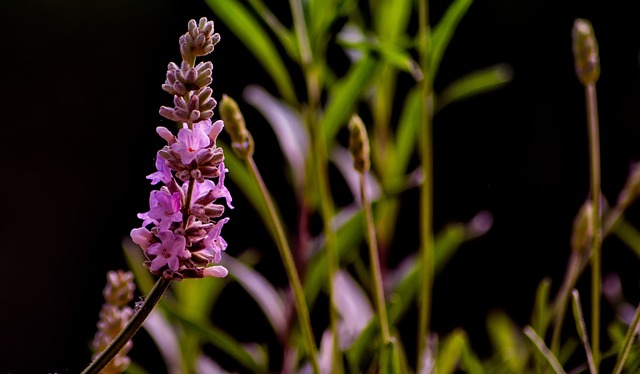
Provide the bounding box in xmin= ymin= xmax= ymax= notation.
xmin=130 ymin=17 xmax=232 ymax=280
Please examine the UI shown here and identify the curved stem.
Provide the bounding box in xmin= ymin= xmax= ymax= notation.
xmin=360 ymin=173 xmax=391 ymax=343
xmin=82 ymin=277 xmax=172 ymax=374
xmin=245 ymin=157 xmax=320 ymax=374
xmin=585 ymin=82 xmax=602 ymax=370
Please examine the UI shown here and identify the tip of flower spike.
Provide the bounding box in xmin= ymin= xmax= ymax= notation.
xmin=348 ymin=114 xmax=370 ymax=173
xmin=220 ymin=94 xmax=254 ymax=158
xmin=572 ymin=18 xmax=600 ymax=85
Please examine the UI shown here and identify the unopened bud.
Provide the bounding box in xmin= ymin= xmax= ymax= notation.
xmin=348 ymin=114 xmax=370 ymax=173
xmin=571 ymin=200 xmax=594 ymax=253
xmin=220 ymin=94 xmax=254 ymax=158
xmin=572 ymin=18 xmax=600 ymax=85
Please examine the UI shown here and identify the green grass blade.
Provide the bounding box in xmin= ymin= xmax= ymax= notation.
xmin=613 ymin=302 xmax=640 ymax=374
xmin=244 ymin=0 xmax=298 ymax=59
xmin=524 ymin=326 xmax=566 ymax=374
xmin=435 ymin=64 xmax=512 ymax=112
xmin=337 ymin=40 xmax=422 ymax=80
xmin=380 ymin=338 xmax=402 ymax=374
xmin=320 ymin=55 xmax=378 ymax=145
xmin=394 ymin=87 xmax=422 ymax=172
xmin=205 ymin=0 xmax=297 ymax=104
xmin=531 ymin=277 xmax=551 ymax=339
xmin=571 ymin=290 xmax=597 ymax=374
xmin=436 ymin=329 xmax=466 ymax=374
xmin=430 ymin=0 xmax=473 ymax=77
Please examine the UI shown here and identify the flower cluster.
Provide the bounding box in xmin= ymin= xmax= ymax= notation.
xmin=91 ymin=270 xmax=135 ymax=374
xmin=130 ymin=17 xmax=231 ymax=280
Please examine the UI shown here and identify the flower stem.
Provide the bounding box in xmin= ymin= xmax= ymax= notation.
xmin=585 ymin=81 xmax=602 ymax=370
xmin=612 ymin=301 xmax=640 ymax=374
xmin=81 ymin=277 xmax=172 ymax=374
xmin=288 ymin=0 xmax=340 ymax=370
xmin=360 ymin=173 xmax=391 ymax=343
xmin=245 ymin=157 xmax=320 ymax=374
xmin=417 ymin=0 xmax=435 ymax=368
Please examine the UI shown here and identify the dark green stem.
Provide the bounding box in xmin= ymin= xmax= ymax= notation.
xmin=82 ymin=277 xmax=172 ymax=374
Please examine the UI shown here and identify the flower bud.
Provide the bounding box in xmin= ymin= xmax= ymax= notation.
xmin=572 ymin=18 xmax=600 ymax=85
xmin=203 ymin=265 xmax=228 ymax=278
xmin=348 ymin=114 xmax=370 ymax=173
xmin=571 ymin=200 xmax=594 ymax=253
xmin=220 ymin=94 xmax=253 ymax=158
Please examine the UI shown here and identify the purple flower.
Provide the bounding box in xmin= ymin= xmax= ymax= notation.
xmin=147 ymin=230 xmax=191 ymax=272
xmin=130 ymin=227 xmax=154 ymax=250
xmin=171 ymin=125 xmax=210 ymax=164
xmin=146 ymin=151 xmax=173 ymax=185
xmin=203 ymin=217 xmax=229 ymax=263
xmin=138 ymin=189 xmax=183 ymax=230
xmin=214 ymin=163 xmax=233 ymax=208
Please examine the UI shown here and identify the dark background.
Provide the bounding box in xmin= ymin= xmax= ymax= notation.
xmin=2 ymin=0 xmax=640 ymax=372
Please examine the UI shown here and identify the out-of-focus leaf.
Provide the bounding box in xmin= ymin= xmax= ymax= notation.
xmin=571 ymin=290 xmax=597 ymax=374
xmin=380 ymin=339 xmax=402 ymax=374
xmin=332 ymin=270 xmax=374 ymax=348
xmin=143 ymin=310 xmax=183 ymax=374
xmin=196 ymin=355 xmax=225 ymax=374
xmin=458 ymin=333 xmax=485 ymax=374
xmin=393 ymin=88 xmax=422 ymax=172
xmin=488 ymin=311 xmax=529 ymax=373
xmin=435 ymin=64 xmax=512 ymax=112
xmin=388 ymin=223 xmax=466 ymax=322
xmin=204 ymin=0 xmax=296 ymax=104
xmin=531 ymin=277 xmax=551 ymax=338
xmin=162 ymin=303 xmax=266 ymax=373
xmin=122 ymin=238 xmax=155 ymax=295
xmin=336 ymin=40 xmax=422 ymax=80
xmin=436 ymin=329 xmax=466 ymax=374
xmin=523 ymin=325 xmax=566 ymax=374
xmin=321 ymin=56 xmax=378 ymax=145
xmin=430 ymin=0 xmax=473 ymax=77
xmin=244 ymin=0 xmax=298 ymax=59
xmin=243 ymin=85 xmax=308 ymax=192
xmin=303 ymin=207 xmax=365 ymax=306
xmin=224 ymin=256 xmax=288 ymax=339
xmin=375 ymin=0 xmax=413 ymax=42
xmin=613 ymin=219 xmax=640 ymax=259
xmin=174 ymin=277 xmax=225 ymax=319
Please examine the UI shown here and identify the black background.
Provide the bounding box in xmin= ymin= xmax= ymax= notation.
xmin=2 ymin=0 xmax=640 ymax=372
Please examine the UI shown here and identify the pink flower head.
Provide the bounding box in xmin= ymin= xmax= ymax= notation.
xmin=138 ymin=189 xmax=183 ymax=230
xmin=146 ymin=151 xmax=173 ymax=185
xmin=147 ymin=230 xmax=190 ymax=272
xmin=171 ymin=125 xmax=210 ymax=165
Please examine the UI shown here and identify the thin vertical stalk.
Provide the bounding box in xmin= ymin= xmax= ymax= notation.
xmin=585 ymin=82 xmax=601 ymax=369
xmin=246 ymin=157 xmax=321 ymax=374
xmin=417 ymin=0 xmax=435 ymax=369
xmin=82 ymin=277 xmax=172 ymax=374
xmin=360 ymin=173 xmax=391 ymax=342
xmin=612 ymin=301 xmax=640 ymax=374
xmin=289 ymin=0 xmax=340 ymax=371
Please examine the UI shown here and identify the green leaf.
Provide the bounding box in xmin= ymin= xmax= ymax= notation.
xmin=244 ymin=0 xmax=298 ymax=59
xmin=523 ymin=325 xmax=566 ymax=374
xmin=162 ymin=303 xmax=266 ymax=373
xmin=204 ymin=0 xmax=297 ymax=104
xmin=435 ymin=64 xmax=512 ymax=112
xmin=531 ymin=277 xmax=551 ymax=339
xmin=375 ymin=0 xmax=413 ymax=42
xmin=488 ymin=312 xmax=529 ymax=372
xmin=303 ymin=207 xmax=365 ymax=306
xmin=393 ymin=88 xmax=422 ymax=172
xmin=321 ymin=55 xmax=378 ymax=145
xmin=437 ymin=329 xmax=466 ymax=374
xmin=337 ymin=40 xmax=422 ymax=80
xmin=380 ymin=339 xmax=402 ymax=374
xmin=430 ymin=0 xmax=474 ymax=77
